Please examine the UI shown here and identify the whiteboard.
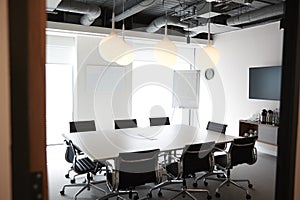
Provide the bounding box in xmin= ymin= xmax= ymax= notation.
xmin=86 ymin=65 xmax=126 ymax=93
xmin=172 ymin=70 xmax=200 ymax=108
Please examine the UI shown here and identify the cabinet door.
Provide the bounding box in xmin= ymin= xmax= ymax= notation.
xmin=258 ymin=125 xmax=278 ymax=145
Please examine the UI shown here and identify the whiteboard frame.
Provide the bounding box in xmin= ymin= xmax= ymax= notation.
xmin=172 ymin=70 xmax=200 ymax=109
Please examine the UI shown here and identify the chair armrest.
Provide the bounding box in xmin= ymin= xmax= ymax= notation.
xmin=250 ymin=147 xmax=257 ymax=165
xmin=214 ymin=147 xmax=231 ymax=169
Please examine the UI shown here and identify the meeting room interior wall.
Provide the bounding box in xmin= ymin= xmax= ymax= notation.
xmin=213 ymin=22 xmax=283 ymax=137
xmin=75 ymin=33 xmax=211 ymax=129
xmin=74 ymin=30 xmax=220 ymax=129
xmin=75 ymin=35 xmax=133 ymax=130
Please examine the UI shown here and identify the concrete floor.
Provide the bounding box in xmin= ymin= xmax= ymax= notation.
xmin=47 ymin=145 xmax=276 ymax=200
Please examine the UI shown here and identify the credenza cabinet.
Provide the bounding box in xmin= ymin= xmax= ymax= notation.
xmin=239 ymin=120 xmax=278 ymax=146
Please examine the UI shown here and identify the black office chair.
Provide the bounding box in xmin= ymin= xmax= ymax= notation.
xmin=149 ymin=117 xmax=170 ymax=126
xmin=98 ymin=149 xmax=162 ymax=200
xmin=70 ymin=120 xmax=96 ymax=133
xmin=205 ymin=136 xmax=258 ymax=199
xmin=60 ymin=140 xmax=106 ymax=199
xmin=206 ymin=121 xmax=228 ymax=151
xmin=64 ymin=120 xmax=98 ymax=183
xmin=114 ymin=119 xmax=137 ymax=129
xmin=148 ymin=142 xmax=215 ymax=200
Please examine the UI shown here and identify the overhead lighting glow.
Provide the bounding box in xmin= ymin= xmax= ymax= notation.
xmin=154 ymin=19 xmax=177 ymax=67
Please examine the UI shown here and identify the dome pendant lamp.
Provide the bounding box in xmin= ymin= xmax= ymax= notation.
xmin=98 ymin=0 xmax=125 ymax=64
xmin=154 ymin=11 xmax=177 ymax=67
xmin=115 ymin=0 xmax=135 ymax=65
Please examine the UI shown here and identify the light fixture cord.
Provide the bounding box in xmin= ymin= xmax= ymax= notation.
xmin=164 ymin=8 xmax=168 ymax=37
xmin=112 ymin=0 xmax=115 ymax=31
xmin=122 ymin=0 xmax=125 ymax=38
xmin=208 ymin=2 xmax=211 ymax=45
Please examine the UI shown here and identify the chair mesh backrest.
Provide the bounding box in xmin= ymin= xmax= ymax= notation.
xmin=207 ymin=121 xmax=228 ymax=150
xmin=149 ymin=117 xmax=170 ymax=126
xmin=69 ymin=120 xmax=96 ymax=133
xmin=65 ymin=140 xmax=77 ymax=164
xmin=230 ymin=136 xmax=258 ymax=167
xmin=181 ymin=142 xmax=215 ymax=177
xmin=206 ymin=121 xmax=227 ymax=133
xmin=116 ymin=149 xmax=160 ymax=189
xmin=114 ymin=119 xmax=137 ymax=129
xmin=65 ymin=144 xmax=74 ymax=163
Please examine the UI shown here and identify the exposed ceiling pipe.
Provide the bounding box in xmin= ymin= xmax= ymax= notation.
xmin=114 ymin=0 xmax=157 ymax=22
xmin=227 ymin=3 xmax=284 ymax=26
xmin=146 ymin=16 xmax=189 ymax=33
xmin=56 ymin=1 xmax=101 ymax=26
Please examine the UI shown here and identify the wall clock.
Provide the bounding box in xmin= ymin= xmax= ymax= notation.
xmin=205 ymin=68 xmax=215 ymax=80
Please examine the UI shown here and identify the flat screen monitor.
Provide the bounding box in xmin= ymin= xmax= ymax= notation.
xmin=249 ymin=66 xmax=281 ymax=100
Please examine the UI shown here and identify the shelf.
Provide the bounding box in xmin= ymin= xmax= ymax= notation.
xmin=239 ymin=120 xmax=278 ymax=146
xmin=239 ymin=120 xmax=279 ymax=128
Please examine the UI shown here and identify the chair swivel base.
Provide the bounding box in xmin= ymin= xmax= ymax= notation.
xmin=205 ymin=175 xmax=252 ymax=199
xmin=97 ymin=190 xmax=139 ymax=200
xmin=148 ymin=179 xmax=211 ymax=200
xmin=192 ymin=171 xmax=225 ymax=187
xmin=60 ymin=179 xmax=106 ymax=199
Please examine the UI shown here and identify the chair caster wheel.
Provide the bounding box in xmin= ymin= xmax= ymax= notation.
xmin=147 ymin=193 xmax=152 ymax=198
xmin=158 ymin=191 xmax=163 ymax=197
xmin=65 ymin=174 xmax=69 ymax=178
xmin=193 ymin=182 xmax=198 ymax=187
xmin=133 ymin=194 xmax=139 ymax=200
xmin=215 ymin=192 xmax=220 ymax=198
xmin=207 ymin=194 xmax=212 ymax=199
xmin=248 ymin=184 xmax=253 ymax=188
xmin=70 ymin=179 xmax=75 ymax=184
xmin=204 ymin=181 xmax=208 ymax=186
xmin=217 ymin=174 xmax=225 ymax=178
xmin=246 ymin=194 xmax=251 ymax=199
xmin=60 ymin=190 xmax=65 ymax=195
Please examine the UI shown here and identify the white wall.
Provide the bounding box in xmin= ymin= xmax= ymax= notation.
xmin=214 ymin=22 xmax=283 ymax=136
xmin=75 ymin=35 xmax=133 ymax=130
xmin=75 ymin=34 xmax=200 ymax=130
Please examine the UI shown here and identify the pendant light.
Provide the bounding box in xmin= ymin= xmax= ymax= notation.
xmin=98 ymin=0 xmax=126 ymax=64
xmin=200 ymin=1 xmax=220 ymax=66
xmin=115 ymin=0 xmax=135 ymax=65
xmin=154 ymin=10 xmax=177 ymax=67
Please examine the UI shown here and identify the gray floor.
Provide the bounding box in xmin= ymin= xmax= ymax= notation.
xmin=47 ymin=145 xmax=276 ymax=200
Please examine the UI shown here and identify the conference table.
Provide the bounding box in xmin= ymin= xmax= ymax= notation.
xmin=62 ymin=124 xmax=237 ymax=162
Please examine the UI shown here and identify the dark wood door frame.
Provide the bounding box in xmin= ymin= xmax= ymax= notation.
xmin=8 ymin=0 xmax=300 ymax=199
xmin=9 ymin=0 xmax=47 ymax=199
xmin=276 ymin=0 xmax=300 ymax=200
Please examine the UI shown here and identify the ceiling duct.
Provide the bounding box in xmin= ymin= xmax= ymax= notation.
xmin=114 ymin=0 xmax=157 ymax=22
xmin=227 ymin=3 xmax=284 ymax=26
xmin=56 ymin=1 xmax=101 ymax=26
xmin=146 ymin=16 xmax=189 ymax=33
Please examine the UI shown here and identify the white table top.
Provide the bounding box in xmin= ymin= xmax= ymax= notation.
xmin=63 ymin=124 xmax=236 ymax=162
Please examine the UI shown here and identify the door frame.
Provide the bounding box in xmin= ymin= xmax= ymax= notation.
xmin=7 ymin=0 xmax=300 ymax=199
xmin=9 ymin=0 xmax=48 ymax=199
xmin=275 ymin=0 xmax=300 ymax=200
